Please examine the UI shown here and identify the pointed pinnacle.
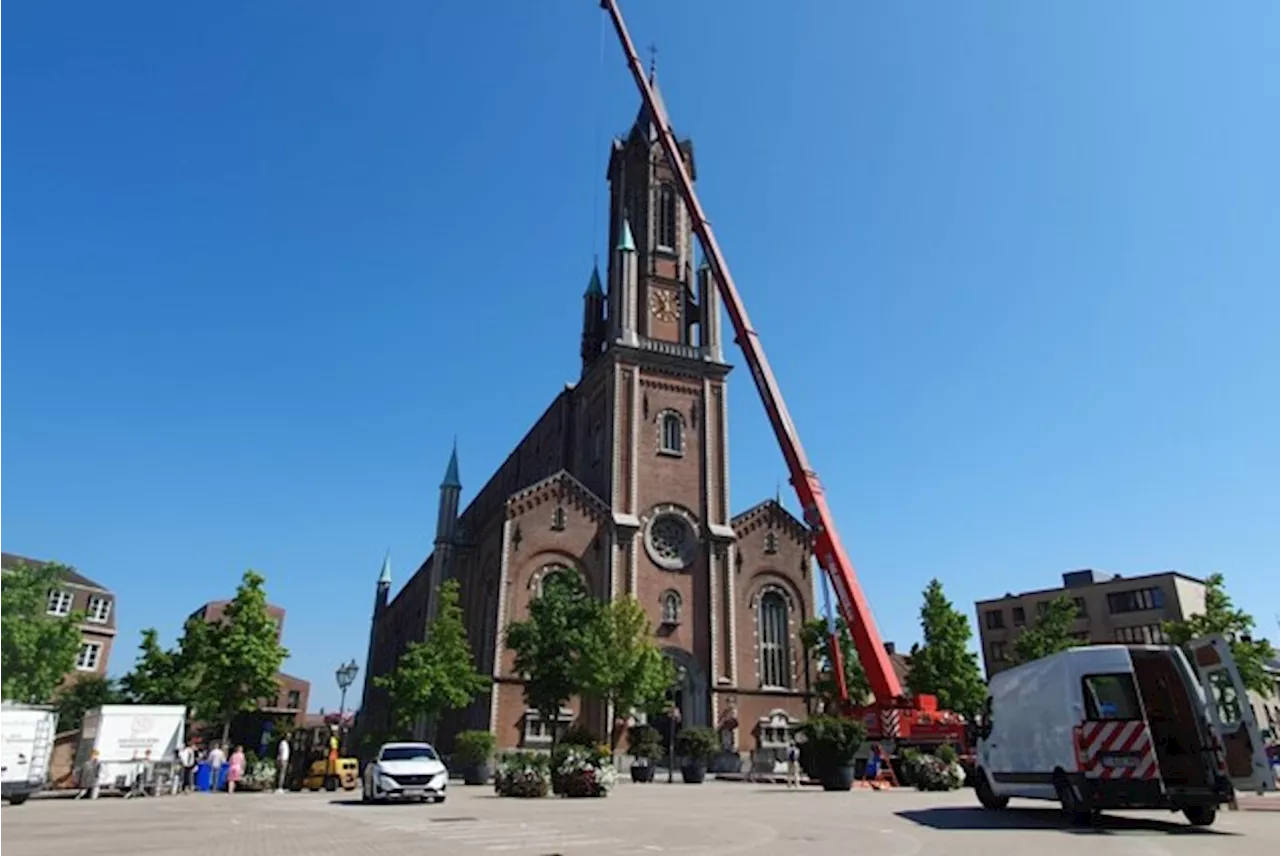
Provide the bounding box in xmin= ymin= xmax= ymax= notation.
xmin=585 ymin=263 xmax=604 ymax=297
xmin=617 ymin=218 xmax=636 ymax=253
xmin=378 ymin=550 xmax=392 ymax=586
xmin=442 ymin=442 xmax=461 ymax=489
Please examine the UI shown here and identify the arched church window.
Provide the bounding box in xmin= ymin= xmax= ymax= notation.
xmin=757 ymin=588 xmax=791 ymax=689
xmin=661 ymin=590 xmax=682 ymax=624
xmin=659 ymin=411 xmax=683 ymax=455
xmin=657 ymin=183 xmax=677 ymax=250
xmin=536 ymin=564 xmax=574 ymax=598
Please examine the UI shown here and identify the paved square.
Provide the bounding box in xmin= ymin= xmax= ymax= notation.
xmin=5 ymin=783 xmax=1278 ymax=855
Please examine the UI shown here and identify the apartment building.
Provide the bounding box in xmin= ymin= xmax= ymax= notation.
xmin=975 ymin=569 xmax=1207 ymax=678
xmin=2 ymin=552 xmax=118 ymax=684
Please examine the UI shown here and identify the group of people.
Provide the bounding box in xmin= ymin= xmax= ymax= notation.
xmin=175 ymin=742 xmax=248 ymax=793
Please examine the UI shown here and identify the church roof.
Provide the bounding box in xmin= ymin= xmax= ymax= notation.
xmin=377 ymin=551 xmax=392 ymax=586
xmin=632 ymin=67 xmax=670 ymax=143
xmin=585 ymin=263 xmax=604 ymax=297
xmin=731 ymin=498 xmax=811 ymax=545
xmin=617 ymin=219 xmax=636 ymax=252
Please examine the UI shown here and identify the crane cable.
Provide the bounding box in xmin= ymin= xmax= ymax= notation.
xmin=590 ymin=9 xmax=607 ymax=265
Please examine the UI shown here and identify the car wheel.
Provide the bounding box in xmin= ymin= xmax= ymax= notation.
xmin=8 ymin=794 xmax=29 ymax=806
xmin=1183 ymin=806 xmax=1216 ymax=827
xmin=975 ymin=770 xmax=1009 ymax=811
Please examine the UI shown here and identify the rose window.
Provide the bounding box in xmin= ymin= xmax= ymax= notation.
xmin=645 ymin=513 xmax=694 ymax=570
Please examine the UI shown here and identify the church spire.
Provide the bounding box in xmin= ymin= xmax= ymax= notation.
xmin=581 ymin=262 xmax=606 ymax=370
xmin=378 ymin=550 xmax=392 ymax=587
xmin=441 ymin=442 xmax=461 ymax=490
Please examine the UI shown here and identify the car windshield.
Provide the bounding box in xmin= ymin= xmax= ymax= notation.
xmin=380 ymin=745 xmax=438 ymax=762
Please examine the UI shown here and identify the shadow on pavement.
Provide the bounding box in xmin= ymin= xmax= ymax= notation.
xmin=896 ymin=806 xmax=1238 ymax=836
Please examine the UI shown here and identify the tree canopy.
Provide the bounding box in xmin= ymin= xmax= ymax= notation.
xmin=2 ymin=561 xmax=85 ymax=704
xmin=799 ymin=615 xmax=870 ymax=708
xmin=906 ymin=579 xmax=987 ymax=717
xmin=54 ymin=675 xmax=125 ymax=732
xmin=504 ymin=571 xmax=602 ymax=754
xmin=374 ymin=578 xmax=490 ymax=739
xmin=579 ymin=596 xmax=675 ymax=749
xmin=120 ymin=621 xmax=211 ymax=707
xmin=1163 ymin=573 xmax=1276 ymax=697
xmin=1012 ymin=595 xmax=1079 ymax=665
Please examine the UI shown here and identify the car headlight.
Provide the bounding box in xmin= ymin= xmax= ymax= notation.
xmin=431 ymin=772 xmax=448 ymax=787
xmin=378 ymin=774 xmax=399 ymax=788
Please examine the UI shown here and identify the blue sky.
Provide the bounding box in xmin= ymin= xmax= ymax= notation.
xmin=5 ymin=1 xmax=1277 ymax=712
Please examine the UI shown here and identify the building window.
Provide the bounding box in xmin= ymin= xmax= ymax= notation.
xmin=990 ymin=641 xmax=1007 ymax=663
xmin=551 ymin=506 xmax=567 ymax=532
xmin=658 ymin=411 xmax=683 ymax=456
xmin=657 ymin=183 xmax=677 ymax=250
xmin=522 ymin=711 xmax=569 ymax=747
xmin=1107 ymin=587 xmax=1164 ymax=615
xmin=984 ymin=610 xmax=1005 ymax=630
xmin=661 ymin=590 xmax=682 ymax=624
xmin=763 ymin=531 xmax=779 ymax=555
xmin=286 ymin=690 xmax=302 ymax=709
xmin=76 ymin=642 xmax=103 ymax=672
xmin=47 ymin=590 xmax=74 ymax=617
xmin=1073 ymin=597 xmax=1088 ymax=618
xmin=535 ymin=564 xmax=574 ymax=598
xmin=1083 ymin=673 xmax=1143 ymax=721
xmin=1011 ymin=606 xmax=1026 ymax=626
xmin=757 ymin=711 xmax=795 ymax=748
xmin=1036 ymin=601 xmax=1050 ymax=618
xmin=645 ymin=513 xmax=695 ymax=571
xmin=86 ymin=595 xmax=112 ymax=624
xmin=1114 ymin=624 xmax=1169 ymax=645
xmin=757 ymin=589 xmax=791 ymax=689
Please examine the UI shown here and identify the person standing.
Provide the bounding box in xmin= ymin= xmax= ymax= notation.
xmin=276 ymin=736 xmax=291 ymax=793
xmin=863 ymin=743 xmax=884 ymax=791
xmin=207 ymin=743 xmax=226 ymax=792
xmin=785 ymin=741 xmax=801 ymax=788
xmin=227 ymin=746 xmax=246 ymax=795
xmin=178 ymin=741 xmax=197 ymax=793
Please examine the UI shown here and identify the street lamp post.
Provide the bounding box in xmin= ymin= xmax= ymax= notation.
xmin=666 ymin=665 xmax=687 ymax=784
xmin=336 ymin=659 xmax=359 ymax=718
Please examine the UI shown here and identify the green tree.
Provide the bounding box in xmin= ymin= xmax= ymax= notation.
xmin=907 ymin=579 xmax=987 ymax=717
xmin=1012 ymin=595 xmax=1079 ymax=664
xmin=504 ymin=571 xmax=600 ymax=757
xmin=120 ymin=621 xmax=212 ymax=706
xmin=1163 ymin=573 xmax=1276 ymax=697
xmin=53 ymin=675 xmax=125 ymax=732
xmin=1 ymin=561 xmax=85 ymax=703
xmin=800 ymin=616 xmax=871 ymax=708
xmin=195 ymin=570 xmax=289 ymax=743
xmin=579 ymin=596 xmax=676 ymax=751
xmin=374 ymin=578 xmax=490 ymax=739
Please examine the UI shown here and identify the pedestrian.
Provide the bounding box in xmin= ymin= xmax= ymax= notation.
xmin=785 ymin=740 xmax=801 ymax=788
xmin=207 ymin=743 xmax=226 ymax=792
xmin=178 ymin=741 xmax=196 ymax=793
xmin=227 ymin=745 xmax=246 ymax=795
xmin=864 ymin=743 xmax=884 ymax=791
xmin=276 ymin=735 xmax=291 ymax=793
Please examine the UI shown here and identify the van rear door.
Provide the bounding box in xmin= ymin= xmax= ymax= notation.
xmin=1187 ymin=634 xmax=1276 ymax=794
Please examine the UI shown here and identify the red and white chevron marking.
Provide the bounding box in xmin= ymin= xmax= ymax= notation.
xmin=1075 ymin=720 xmax=1159 ymax=780
xmin=881 ymin=709 xmax=902 ymax=738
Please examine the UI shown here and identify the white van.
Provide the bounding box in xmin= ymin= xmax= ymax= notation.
xmin=973 ymin=635 xmax=1274 ymax=827
xmin=1 ymin=703 xmax=59 ymax=805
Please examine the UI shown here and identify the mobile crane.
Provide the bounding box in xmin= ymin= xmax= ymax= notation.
xmin=599 ymin=0 xmax=967 ymax=751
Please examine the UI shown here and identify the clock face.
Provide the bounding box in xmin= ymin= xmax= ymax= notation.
xmin=649 ymin=289 xmax=680 ymax=323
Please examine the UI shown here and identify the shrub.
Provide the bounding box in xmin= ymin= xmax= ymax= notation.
xmin=796 ymin=716 xmax=866 ymax=769
xmin=935 ymin=743 xmax=958 ymax=765
xmin=675 ymin=727 xmax=719 ymax=763
xmin=627 ymin=724 xmax=661 ymax=760
xmin=555 ymin=745 xmax=618 ymax=798
xmin=453 ymin=731 xmax=496 ymax=767
xmin=904 ymin=750 xmax=965 ymax=791
xmin=243 ymin=759 xmax=277 ymax=792
xmin=494 ymin=751 xmax=550 ymax=798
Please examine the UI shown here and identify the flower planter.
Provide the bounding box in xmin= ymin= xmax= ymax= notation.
xmin=630 ymin=763 xmax=655 ymax=783
xmin=463 ymin=762 xmax=492 ymax=786
xmin=680 ymin=762 xmax=707 ymax=784
xmin=819 ymin=764 xmax=855 ymax=791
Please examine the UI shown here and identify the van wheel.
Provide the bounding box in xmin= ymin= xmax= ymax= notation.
xmin=7 ymin=795 xmax=29 ymax=806
xmin=1182 ymin=806 xmax=1216 ymax=827
xmin=975 ymin=770 xmax=1008 ymax=810
xmin=1053 ymin=775 xmax=1094 ymax=826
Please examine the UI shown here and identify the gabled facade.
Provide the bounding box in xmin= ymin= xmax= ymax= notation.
xmin=359 ymin=72 xmax=815 ymax=759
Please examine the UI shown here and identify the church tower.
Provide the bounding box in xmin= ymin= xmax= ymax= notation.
xmin=428 ymin=444 xmax=461 ymax=623
xmin=590 ymin=64 xmax=736 ymax=729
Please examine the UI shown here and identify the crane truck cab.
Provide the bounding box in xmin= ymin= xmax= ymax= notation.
xmin=973 ymin=634 xmax=1274 ymax=827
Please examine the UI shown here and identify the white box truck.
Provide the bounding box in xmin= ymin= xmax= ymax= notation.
xmin=75 ymin=704 xmax=185 ymax=793
xmin=973 ymin=634 xmax=1274 ymax=827
xmin=1 ymin=703 xmax=59 ymax=805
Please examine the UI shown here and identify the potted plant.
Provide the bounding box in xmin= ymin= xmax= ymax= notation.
xmin=494 ymin=751 xmax=551 ymax=798
xmin=796 ymin=716 xmax=866 ymax=791
xmin=675 ymin=726 xmax=718 ymax=784
xmin=627 ymin=724 xmax=660 ymax=783
xmin=453 ymin=730 xmax=496 ymax=786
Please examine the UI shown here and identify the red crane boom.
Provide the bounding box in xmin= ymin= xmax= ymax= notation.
xmin=600 ymin=0 xmax=904 ymax=705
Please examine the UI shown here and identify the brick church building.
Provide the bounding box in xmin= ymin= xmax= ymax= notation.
xmin=358 ymin=72 xmax=816 ymax=760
